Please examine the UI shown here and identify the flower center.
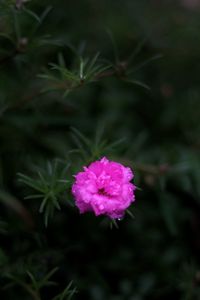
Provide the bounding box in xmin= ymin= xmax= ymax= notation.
xmin=98 ymin=188 xmax=108 ymax=196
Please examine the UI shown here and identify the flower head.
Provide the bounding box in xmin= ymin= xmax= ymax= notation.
xmin=72 ymin=157 xmax=136 ymax=219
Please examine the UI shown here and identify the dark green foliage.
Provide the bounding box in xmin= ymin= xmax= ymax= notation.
xmin=0 ymin=0 xmax=200 ymax=299
xmin=18 ymin=160 xmax=70 ymax=226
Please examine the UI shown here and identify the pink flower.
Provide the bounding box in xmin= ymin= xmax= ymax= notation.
xmin=72 ymin=157 xmax=136 ymax=219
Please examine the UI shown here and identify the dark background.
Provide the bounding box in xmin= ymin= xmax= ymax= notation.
xmin=0 ymin=0 xmax=200 ymax=299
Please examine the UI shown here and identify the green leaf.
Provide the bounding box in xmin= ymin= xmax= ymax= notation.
xmin=106 ymin=29 xmax=120 ymax=64
xmin=12 ymin=7 xmax=21 ymax=40
xmin=37 ymin=267 xmax=58 ymax=289
xmin=127 ymin=54 xmax=163 ymax=74
xmin=23 ymin=7 xmax=41 ymax=23
xmin=52 ymin=281 xmax=78 ymax=300
xmin=123 ymin=79 xmax=150 ymax=91
xmin=17 ymin=160 xmax=70 ymax=226
xmin=158 ymin=192 xmax=178 ymax=236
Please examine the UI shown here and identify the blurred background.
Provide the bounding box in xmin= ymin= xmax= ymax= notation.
xmin=0 ymin=0 xmax=200 ymax=299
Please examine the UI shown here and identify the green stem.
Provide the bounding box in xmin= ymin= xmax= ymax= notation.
xmin=17 ymin=281 xmax=42 ymax=300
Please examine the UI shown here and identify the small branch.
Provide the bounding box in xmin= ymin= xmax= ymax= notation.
xmin=95 ymin=69 xmax=115 ymax=79
xmin=10 ymin=60 xmax=131 ymax=108
xmin=95 ymin=62 xmax=127 ymax=80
